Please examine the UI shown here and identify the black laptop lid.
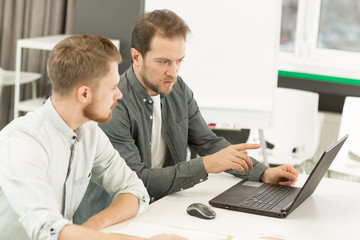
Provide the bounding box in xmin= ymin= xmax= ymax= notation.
xmin=285 ymin=134 xmax=348 ymax=215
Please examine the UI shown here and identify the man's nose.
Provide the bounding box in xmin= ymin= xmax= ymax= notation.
xmin=166 ymin=62 xmax=179 ymax=78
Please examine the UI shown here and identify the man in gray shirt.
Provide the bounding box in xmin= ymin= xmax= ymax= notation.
xmin=74 ymin=9 xmax=298 ymax=223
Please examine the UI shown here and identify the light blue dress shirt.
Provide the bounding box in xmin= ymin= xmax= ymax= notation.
xmin=0 ymin=99 xmax=149 ymax=240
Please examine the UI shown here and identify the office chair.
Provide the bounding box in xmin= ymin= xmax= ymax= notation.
xmin=329 ymin=96 xmax=360 ymax=181
xmin=248 ymin=87 xmax=320 ymax=170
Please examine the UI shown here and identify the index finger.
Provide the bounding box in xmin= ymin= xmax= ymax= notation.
xmin=233 ymin=143 xmax=260 ymax=151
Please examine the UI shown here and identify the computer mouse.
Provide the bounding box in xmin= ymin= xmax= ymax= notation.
xmin=186 ymin=202 xmax=216 ymax=219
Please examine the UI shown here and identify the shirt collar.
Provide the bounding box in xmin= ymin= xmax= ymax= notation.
xmin=43 ymin=98 xmax=81 ymax=145
xmin=125 ymin=66 xmax=154 ymax=104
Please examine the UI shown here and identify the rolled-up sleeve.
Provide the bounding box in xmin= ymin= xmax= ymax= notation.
xmin=41 ymin=219 xmax=72 ymax=240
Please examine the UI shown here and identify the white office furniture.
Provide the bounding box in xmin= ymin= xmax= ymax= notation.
xmin=14 ymin=34 xmax=120 ymax=118
xmin=0 ymin=68 xmax=41 ymax=102
xmin=249 ymin=88 xmax=320 ymax=167
xmin=102 ymin=172 xmax=360 ymax=240
xmin=329 ymin=96 xmax=360 ymax=180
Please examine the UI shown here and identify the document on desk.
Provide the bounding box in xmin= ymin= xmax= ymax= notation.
xmin=109 ymin=222 xmax=230 ymax=240
xmin=109 ymin=222 xmax=319 ymax=240
xmin=232 ymin=234 xmax=318 ymax=240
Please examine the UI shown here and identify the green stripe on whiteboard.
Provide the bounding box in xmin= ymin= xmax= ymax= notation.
xmin=278 ymin=70 xmax=360 ymax=86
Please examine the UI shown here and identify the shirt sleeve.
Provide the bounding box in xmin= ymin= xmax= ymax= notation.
xmin=90 ymin=126 xmax=150 ymax=214
xmin=0 ymin=130 xmax=72 ymax=240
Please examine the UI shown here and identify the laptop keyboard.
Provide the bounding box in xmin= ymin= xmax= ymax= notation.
xmin=240 ymin=184 xmax=296 ymax=210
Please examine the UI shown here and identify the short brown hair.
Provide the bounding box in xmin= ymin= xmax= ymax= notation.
xmin=131 ymin=9 xmax=191 ymax=57
xmin=47 ymin=34 xmax=122 ymax=96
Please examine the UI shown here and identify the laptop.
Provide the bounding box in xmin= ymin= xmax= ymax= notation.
xmin=209 ymin=134 xmax=348 ymax=218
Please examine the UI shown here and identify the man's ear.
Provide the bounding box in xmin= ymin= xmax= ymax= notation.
xmin=77 ymin=85 xmax=91 ymax=104
xmin=131 ymin=48 xmax=142 ymax=66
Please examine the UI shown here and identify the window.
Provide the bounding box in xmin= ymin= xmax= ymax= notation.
xmin=280 ymin=0 xmax=299 ymax=52
xmin=278 ymin=0 xmax=360 ymax=80
xmin=318 ymin=0 xmax=360 ymax=52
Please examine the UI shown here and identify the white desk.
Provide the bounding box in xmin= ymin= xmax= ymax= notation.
xmin=102 ymin=173 xmax=360 ymax=240
xmin=14 ymin=35 xmax=120 ymax=118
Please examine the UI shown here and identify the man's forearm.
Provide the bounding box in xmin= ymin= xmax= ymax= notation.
xmin=82 ymin=193 xmax=139 ymax=230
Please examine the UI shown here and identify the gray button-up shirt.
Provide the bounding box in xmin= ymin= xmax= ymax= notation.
xmin=0 ymin=99 xmax=149 ymax=240
xmin=99 ymin=66 xmax=268 ymax=199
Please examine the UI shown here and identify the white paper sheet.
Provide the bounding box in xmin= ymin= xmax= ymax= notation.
xmin=109 ymin=222 xmax=318 ymax=240
xmin=109 ymin=222 xmax=229 ymax=240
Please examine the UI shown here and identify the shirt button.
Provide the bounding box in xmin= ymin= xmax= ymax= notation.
xmin=72 ymin=136 xmax=76 ymax=140
xmin=150 ymin=116 xmax=153 ymax=120
xmin=143 ymin=98 xmax=147 ymax=102
xmin=199 ymin=179 xmax=203 ymax=182
xmin=149 ymin=100 xmax=152 ymax=104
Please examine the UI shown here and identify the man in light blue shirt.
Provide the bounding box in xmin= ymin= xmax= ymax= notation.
xmin=0 ymin=35 xmax=185 ymax=240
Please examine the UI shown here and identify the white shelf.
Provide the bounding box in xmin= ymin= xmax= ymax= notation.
xmin=17 ymin=97 xmax=46 ymax=113
xmin=17 ymin=35 xmax=120 ymax=51
xmin=17 ymin=35 xmax=72 ymax=51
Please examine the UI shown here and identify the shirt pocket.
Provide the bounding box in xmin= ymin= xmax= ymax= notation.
xmin=74 ymin=173 xmax=92 ymax=209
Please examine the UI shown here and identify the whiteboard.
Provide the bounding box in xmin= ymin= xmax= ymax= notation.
xmin=145 ymin=0 xmax=281 ymax=129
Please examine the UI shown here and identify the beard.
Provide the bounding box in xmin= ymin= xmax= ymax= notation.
xmin=140 ymin=63 xmax=176 ymax=97
xmin=83 ymin=100 xmax=117 ymax=123
xmin=141 ymin=74 xmax=176 ymax=97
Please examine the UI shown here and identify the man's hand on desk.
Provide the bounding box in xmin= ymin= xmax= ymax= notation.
xmin=203 ymin=143 xmax=260 ymax=174
xmin=260 ymin=165 xmax=299 ymax=186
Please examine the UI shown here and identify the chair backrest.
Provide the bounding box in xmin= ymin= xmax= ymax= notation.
xmin=328 ymin=96 xmax=360 ymax=177
xmin=334 ymin=96 xmax=360 ymax=166
xmin=264 ymin=87 xmax=319 ymax=161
